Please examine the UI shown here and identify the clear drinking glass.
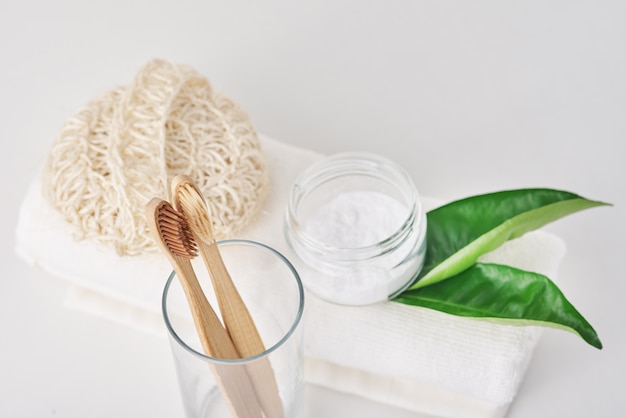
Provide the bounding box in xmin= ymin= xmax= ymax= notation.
xmin=162 ymin=239 xmax=305 ymax=418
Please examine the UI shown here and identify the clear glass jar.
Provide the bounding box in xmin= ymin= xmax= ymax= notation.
xmin=285 ymin=152 xmax=427 ymax=305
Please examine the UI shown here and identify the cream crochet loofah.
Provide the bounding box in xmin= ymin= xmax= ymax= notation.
xmin=43 ymin=59 xmax=268 ymax=256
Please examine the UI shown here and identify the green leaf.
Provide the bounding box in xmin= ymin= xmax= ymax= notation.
xmin=395 ymin=263 xmax=602 ymax=349
xmin=409 ymin=189 xmax=609 ymax=290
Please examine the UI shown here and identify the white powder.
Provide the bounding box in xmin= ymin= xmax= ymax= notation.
xmin=304 ymin=191 xmax=408 ymax=248
xmin=299 ymin=190 xmax=426 ymax=305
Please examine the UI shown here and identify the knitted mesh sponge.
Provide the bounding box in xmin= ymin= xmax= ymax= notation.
xmin=43 ymin=59 xmax=268 ymax=256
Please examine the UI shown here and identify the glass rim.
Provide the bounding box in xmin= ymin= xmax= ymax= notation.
xmin=161 ymin=239 xmax=305 ymax=365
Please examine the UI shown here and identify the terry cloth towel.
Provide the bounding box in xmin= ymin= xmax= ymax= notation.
xmin=16 ymin=135 xmax=566 ymax=418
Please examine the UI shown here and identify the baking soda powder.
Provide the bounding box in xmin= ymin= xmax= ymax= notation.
xmin=300 ymin=190 xmax=425 ymax=305
xmin=304 ymin=191 xmax=407 ymax=248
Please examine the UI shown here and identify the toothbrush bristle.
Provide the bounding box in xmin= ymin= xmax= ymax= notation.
xmin=175 ymin=182 xmax=214 ymax=240
xmin=157 ymin=201 xmax=197 ymax=258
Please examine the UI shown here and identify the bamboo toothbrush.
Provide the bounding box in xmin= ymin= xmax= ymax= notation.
xmin=145 ymin=198 xmax=262 ymax=418
xmin=172 ymin=175 xmax=284 ymax=418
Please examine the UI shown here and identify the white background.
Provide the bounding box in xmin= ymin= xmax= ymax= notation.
xmin=1 ymin=1 xmax=625 ymax=417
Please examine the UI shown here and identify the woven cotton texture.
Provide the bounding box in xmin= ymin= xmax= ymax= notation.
xmin=43 ymin=59 xmax=268 ymax=256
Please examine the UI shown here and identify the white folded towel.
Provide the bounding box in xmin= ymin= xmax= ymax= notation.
xmin=16 ymin=135 xmax=566 ymax=418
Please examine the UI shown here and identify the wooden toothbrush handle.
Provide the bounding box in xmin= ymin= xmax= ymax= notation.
xmin=173 ymin=257 xmax=263 ymax=418
xmin=198 ymin=240 xmax=284 ymax=418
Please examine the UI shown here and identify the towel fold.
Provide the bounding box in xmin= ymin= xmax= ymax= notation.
xmin=16 ymin=135 xmax=566 ymax=418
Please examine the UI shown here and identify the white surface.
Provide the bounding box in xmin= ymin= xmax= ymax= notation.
xmin=1 ymin=1 xmax=624 ymax=417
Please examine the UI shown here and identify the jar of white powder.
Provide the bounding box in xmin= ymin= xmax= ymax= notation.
xmin=284 ymin=152 xmax=427 ymax=305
